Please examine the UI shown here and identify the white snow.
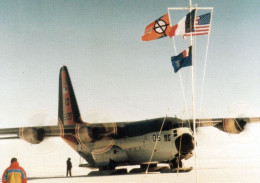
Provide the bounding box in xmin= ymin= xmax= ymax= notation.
xmin=1 ymin=124 xmax=260 ymax=183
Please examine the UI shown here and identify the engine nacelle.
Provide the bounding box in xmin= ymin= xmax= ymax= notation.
xmin=214 ymin=118 xmax=247 ymax=134
xmin=19 ymin=127 xmax=45 ymax=144
xmin=75 ymin=123 xmax=117 ymax=154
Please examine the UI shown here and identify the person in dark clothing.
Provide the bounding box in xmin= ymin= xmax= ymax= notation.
xmin=66 ymin=158 xmax=72 ymax=177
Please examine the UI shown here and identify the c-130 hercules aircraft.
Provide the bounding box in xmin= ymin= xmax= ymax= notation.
xmin=0 ymin=66 xmax=259 ymax=175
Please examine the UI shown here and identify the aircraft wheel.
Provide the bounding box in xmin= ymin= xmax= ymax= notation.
xmin=129 ymin=168 xmax=145 ymax=174
xmin=99 ymin=165 xmax=115 ymax=171
xmin=113 ymin=168 xmax=128 ymax=175
xmin=170 ymin=157 xmax=183 ymax=169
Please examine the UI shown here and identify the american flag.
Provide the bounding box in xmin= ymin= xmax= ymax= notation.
xmin=183 ymin=12 xmax=211 ymax=38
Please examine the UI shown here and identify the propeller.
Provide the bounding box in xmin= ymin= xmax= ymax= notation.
xmin=80 ymin=109 xmax=116 ymax=154
xmin=20 ymin=110 xmax=61 ymax=154
xmin=82 ymin=109 xmax=114 ymax=123
xmin=224 ymin=102 xmax=260 ymax=134
xmin=227 ymin=101 xmax=260 ymax=119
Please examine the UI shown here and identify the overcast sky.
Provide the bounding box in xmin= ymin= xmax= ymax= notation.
xmin=0 ymin=0 xmax=260 ymax=128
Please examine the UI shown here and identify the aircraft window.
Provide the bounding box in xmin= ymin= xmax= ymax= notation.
xmin=183 ymin=121 xmax=189 ymax=127
xmin=177 ymin=121 xmax=189 ymax=127
xmin=173 ymin=129 xmax=177 ymax=137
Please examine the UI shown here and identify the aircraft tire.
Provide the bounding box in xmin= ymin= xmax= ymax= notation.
xmin=170 ymin=158 xmax=183 ymax=169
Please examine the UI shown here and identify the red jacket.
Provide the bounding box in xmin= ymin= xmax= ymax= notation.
xmin=2 ymin=161 xmax=27 ymax=183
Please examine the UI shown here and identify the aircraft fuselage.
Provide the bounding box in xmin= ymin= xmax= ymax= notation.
xmin=61 ymin=117 xmax=194 ymax=169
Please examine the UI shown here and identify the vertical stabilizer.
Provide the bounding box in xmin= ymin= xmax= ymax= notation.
xmin=58 ymin=66 xmax=82 ymax=125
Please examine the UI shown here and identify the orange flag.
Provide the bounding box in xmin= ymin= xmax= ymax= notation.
xmin=142 ymin=13 xmax=172 ymax=41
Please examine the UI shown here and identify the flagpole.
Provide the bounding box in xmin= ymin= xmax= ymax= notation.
xmin=189 ymin=0 xmax=198 ymax=183
xmin=168 ymin=3 xmax=213 ymax=182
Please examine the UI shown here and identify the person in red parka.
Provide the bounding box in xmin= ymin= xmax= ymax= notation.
xmin=2 ymin=158 xmax=27 ymax=183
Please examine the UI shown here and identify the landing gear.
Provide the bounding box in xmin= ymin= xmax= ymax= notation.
xmin=88 ymin=166 xmax=128 ymax=176
xmin=160 ymin=157 xmax=192 ymax=173
xmin=160 ymin=167 xmax=193 ymax=173
xmin=170 ymin=157 xmax=183 ymax=169
xmin=129 ymin=164 xmax=169 ymax=174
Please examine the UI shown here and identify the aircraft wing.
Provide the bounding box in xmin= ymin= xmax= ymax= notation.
xmin=184 ymin=117 xmax=260 ymax=134
xmin=0 ymin=125 xmax=64 ymax=144
xmin=0 ymin=127 xmax=20 ymax=139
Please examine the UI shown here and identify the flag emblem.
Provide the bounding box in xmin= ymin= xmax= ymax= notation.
xmin=142 ymin=13 xmax=172 ymax=41
xmin=183 ymin=12 xmax=211 ymax=38
xmin=154 ymin=19 xmax=169 ymax=34
xmin=171 ymin=46 xmax=192 ymax=73
xmin=169 ymin=9 xmax=196 ymax=38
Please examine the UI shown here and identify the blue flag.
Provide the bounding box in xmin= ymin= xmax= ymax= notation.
xmin=171 ymin=46 xmax=192 ymax=73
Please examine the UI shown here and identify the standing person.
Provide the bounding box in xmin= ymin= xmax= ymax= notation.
xmin=2 ymin=158 xmax=27 ymax=183
xmin=66 ymin=158 xmax=72 ymax=177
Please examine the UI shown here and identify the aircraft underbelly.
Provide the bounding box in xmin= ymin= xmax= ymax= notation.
xmin=91 ymin=145 xmax=128 ymax=166
xmin=81 ymin=137 xmax=127 ymax=167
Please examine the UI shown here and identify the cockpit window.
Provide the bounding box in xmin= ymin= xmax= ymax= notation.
xmin=173 ymin=129 xmax=177 ymax=137
xmin=162 ymin=118 xmax=189 ymax=130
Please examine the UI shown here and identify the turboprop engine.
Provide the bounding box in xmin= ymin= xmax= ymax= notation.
xmin=214 ymin=118 xmax=247 ymax=134
xmin=75 ymin=122 xmax=117 ymax=154
xmin=20 ymin=127 xmax=46 ymax=144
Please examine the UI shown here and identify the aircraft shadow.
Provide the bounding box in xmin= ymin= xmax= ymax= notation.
xmin=28 ymin=175 xmax=89 ymax=180
xmin=27 ymin=172 xmax=154 ymax=180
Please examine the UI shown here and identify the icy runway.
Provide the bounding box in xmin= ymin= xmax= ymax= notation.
xmin=26 ymin=165 xmax=260 ymax=183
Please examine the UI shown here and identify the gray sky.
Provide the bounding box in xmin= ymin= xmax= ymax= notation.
xmin=1 ymin=0 xmax=260 ymax=128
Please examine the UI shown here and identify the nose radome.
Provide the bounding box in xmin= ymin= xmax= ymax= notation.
xmin=175 ymin=133 xmax=194 ymax=154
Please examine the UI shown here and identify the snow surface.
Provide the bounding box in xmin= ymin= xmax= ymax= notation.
xmin=1 ymin=124 xmax=260 ymax=183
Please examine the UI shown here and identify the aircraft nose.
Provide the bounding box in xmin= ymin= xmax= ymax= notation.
xmin=175 ymin=133 xmax=194 ymax=154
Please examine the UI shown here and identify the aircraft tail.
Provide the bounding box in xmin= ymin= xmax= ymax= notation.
xmin=58 ymin=66 xmax=82 ymax=125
